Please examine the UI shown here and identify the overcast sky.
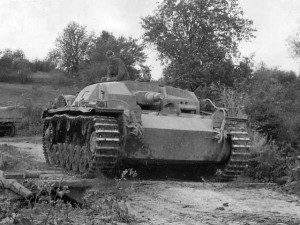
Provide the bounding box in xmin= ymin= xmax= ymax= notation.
xmin=0 ymin=0 xmax=300 ymax=79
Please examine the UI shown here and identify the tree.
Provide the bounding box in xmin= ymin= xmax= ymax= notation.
xmin=141 ymin=0 xmax=255 ymax=90
xmin=287 ymin=27 xmax=300 ymax=59
xmin=55 ymin=22 xmax=92 ymax=76
xmin=246 ymin=66 xmax=300 ymax=150
xmin=84 ymin=31 xmax=148 ymax=82
xmin=12 ymin=58 xmax=31 ymax=83
xmin=0 ymin=49 xmax=30 ymax=82
xmin=47 ymin=49 xmax=63 ymax=70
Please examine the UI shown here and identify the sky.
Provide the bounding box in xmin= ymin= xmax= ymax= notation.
xmin=0 ymin=0 xmax=300 ymax=79
xmin=239 ymin=0 xmax=300 ymax=74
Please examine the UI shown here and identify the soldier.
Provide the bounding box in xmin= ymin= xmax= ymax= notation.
xmin=101 ymin=50 xmax=130 ymax=82
xmin=135 ymin=71 xmax=152 ymax=82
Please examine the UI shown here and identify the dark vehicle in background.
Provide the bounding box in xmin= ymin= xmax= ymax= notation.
xmin=0 ymin=104 xmax=24 ymax=137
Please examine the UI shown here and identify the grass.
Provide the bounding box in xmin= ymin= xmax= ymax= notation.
xmin=0 ymin=71 xmax=79 ymax=136
xmin=0 ymin=83 xmax=77 ymax=107
xmin=245 ymin=131 xmax=300 ymax=183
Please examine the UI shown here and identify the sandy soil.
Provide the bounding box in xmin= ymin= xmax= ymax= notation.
xmin=0 ymin=136 xmax=300 ymax=225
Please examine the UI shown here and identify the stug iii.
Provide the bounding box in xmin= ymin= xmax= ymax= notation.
xmin=42 ymin=81 xmax=251 ymax=181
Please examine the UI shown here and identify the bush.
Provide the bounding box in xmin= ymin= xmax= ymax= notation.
xmin=245 ymin=131 xmax=300 ymax=183
xmin=17 ymin=99 xmax=44 ymax=136
xmin=29 ymin=59 xmax=54 ymax=72
xmin=247 ymin=142 xmax=286 ymax=182
xmin=246 ymin=67 xmax=300 ymax=149
xmin=31 ymin=70 xmax=75 ymax=87
xmin=220 ymin=88 xmax=249 ymax=117
xmin=77 ymin=62 xmax=106 ymax=87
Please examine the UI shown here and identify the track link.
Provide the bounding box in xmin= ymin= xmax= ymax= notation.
xmin=42 ymin=115 xmax=121 ymax=177
xmin=220 ymin=118 xmax=251 ymax=181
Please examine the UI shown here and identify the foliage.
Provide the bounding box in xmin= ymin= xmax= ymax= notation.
xmin=86 ymin=30 xmax=149 ymax=81
xmin=29 ymin=58 xmax=55 ymax=73
xmin=220 ymin=87 xmax=249 ymax=117
xmin=82 ymin=169 xmax=138 ymax=223
xmin=0 ymin=168 xmax=139 ymax=224
xmin=243 ymin=66 xmax=300 ymax=183
xmin=245 ymin=66 xmax=300 ymax=151
xmin=31 ymin=70 xmax=74 ymax=87
xmin=17 ymin=98 xmax=44 ymax=136
xmin=246 ymin=131 xmax=300 ymax=183
xmin=287 ymin=27 xmax=300 ymax=58
xmin=141 ymin=0 xmax=255 ymax=90
xmin=55 ymin=21 xmax=93 ymax=76
xmin=195 ymin=80 xmax=249 ymax=117
xmin=47 ymin=48 xmax=62 ymax=70
xmin=51 ymin=27 xmax=149 ymax=84
xmin=246 ymin=131 xmax=288 ymax=182
xmin=77 ymin=61 xmax=107 ymax=87
xmin=0 ymin=49 xmax=31 ymax=83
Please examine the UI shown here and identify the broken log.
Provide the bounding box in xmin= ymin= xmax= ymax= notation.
xmin=39 ymin=179 xmax=99 ymax=188
xmin=4 ymin=170 xmax=65 ymax=179
xmin=4 ymin=170 xmax=116 ymax=189
xmin=0 ymin=170 xmax=32 ymax=199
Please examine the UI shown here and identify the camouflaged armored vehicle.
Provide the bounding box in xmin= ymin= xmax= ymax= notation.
xmin=42 ymin=81 xmax=251 ymax=181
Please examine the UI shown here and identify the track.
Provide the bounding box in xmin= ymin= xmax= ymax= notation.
xmin=220 ymin=117 xmax=251 ymax=181
xmin=42 ymin=115 xmax=121 ymax=177
xmin=87 ymin=117 xmax=120 ymax=176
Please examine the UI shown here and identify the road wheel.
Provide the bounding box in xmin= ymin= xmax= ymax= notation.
xmin=7 ymin=124 xmax=15 ymax=137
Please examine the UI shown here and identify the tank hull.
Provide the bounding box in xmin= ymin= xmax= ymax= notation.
xmin=125 ymin=113 xmax=231 ymax=162
xmin=42 ymin=81 xmax=251 ymax=181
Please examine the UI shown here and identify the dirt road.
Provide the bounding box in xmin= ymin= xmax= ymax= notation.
xmin=0 ymin=137 xmax=300 ymax=225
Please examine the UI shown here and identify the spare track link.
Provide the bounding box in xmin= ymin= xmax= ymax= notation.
xmin=220 ymin=118 xmax=251 ymax=181
xmin=42 ymin=115 xmax=121 ymax=177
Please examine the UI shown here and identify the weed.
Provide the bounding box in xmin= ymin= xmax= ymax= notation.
xmin=246 ymin=131 xmax=289 ymax=182
xmin=220 ymin=88 xmax=249 ymax=117
xmin=17 ymin=99 xmax=43 ymax=136
xmin=82 ymin=169 xmax=138 ymax=224
xmin=0 ymin=169 xmax=139 ymax=224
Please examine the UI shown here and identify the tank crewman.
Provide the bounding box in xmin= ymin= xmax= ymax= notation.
xmin=101 ymin=50 xmax=130 ymax=82
xmin=135 ymin=71 xmax=152 ymax=82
